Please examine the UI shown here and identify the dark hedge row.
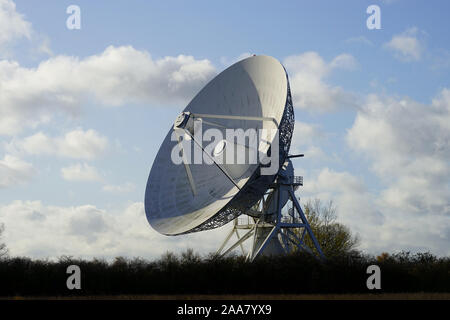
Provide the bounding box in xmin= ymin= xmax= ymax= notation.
xmin=0 ymin=250 xmax=448 ymax=296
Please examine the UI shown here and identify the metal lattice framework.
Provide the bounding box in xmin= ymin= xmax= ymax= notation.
xmin=182 ymin=77 xmax=295 ymax=235
xmin=216 ymin=170 xmax=325 ymax=261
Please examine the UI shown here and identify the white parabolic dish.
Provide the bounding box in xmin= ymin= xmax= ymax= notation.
xmin=145 ymin=55 xmax=294 ymax=235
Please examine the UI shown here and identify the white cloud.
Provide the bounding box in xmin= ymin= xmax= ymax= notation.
xmin=0 ymin=0 xmax=31 ymax=49
xmin=290 ymin=121 xmax=327 ymax=161
xmin=61 ymin=163 xmax=101 ymax=182
xmin=347 ymin=89 xmax=450 ymax=216
xmin=345 ymin=36 xmax=374 ymax=46
xmin=0 ymin=201 xmax=231 ymax=259
xmin=68 ymin=205 xmax=108 ymax=241
xmin=292 ymin=121 xmax=324 ymax=146
xmin=102 ymin=182 xmax=135 ymax=194
xmin=301 ymin=168 xmax=384 ymax=248
xmin=291 ymin=88 xmax=450 ymax=256
xmin=0 ymin=45 xmax=217 ymax=135
xmin=52 ymin=129 xmax=108 ymax=159
xmin=284 ymin=52 xmax=357 ymax=112
xmin=384 ymin=27 xmax=424 ymax=62
xmin=0 ymin=154 xmax=34 ymax=188
xmin=0 ymin=0 xmax=50 ymax=59
xmin=300 ymin=166 xmax=449 ymax=256
xmin=340 ymin=89 xmax=450 ymax=255
xmin=305 ymin=167 xmax=366 ymax=195
xmin=7 ymin=128 xmax=109 ymax=159
xmin=35 ymin=35 xmax=52 ymax=56
xmin=0 ymin=201 xmax=114 ymax=258
xmin=329 ymin=53 xmax=358 ymax=70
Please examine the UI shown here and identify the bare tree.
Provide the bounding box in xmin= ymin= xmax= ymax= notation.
xmin=295 ymin=199 xmax=360 ymax=257
xmin=0 ymin=223 xmax=8 ymax=259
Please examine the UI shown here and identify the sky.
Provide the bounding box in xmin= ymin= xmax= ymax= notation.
xmin=0 ymin=0 xmax=449 ymax=260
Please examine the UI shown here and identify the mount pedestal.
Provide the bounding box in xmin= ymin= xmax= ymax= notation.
xmin=216 ymin=167 xmax=325 ymax=262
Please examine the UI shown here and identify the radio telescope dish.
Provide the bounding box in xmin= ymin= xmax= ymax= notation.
xmin=144 ymin=55 xmax=324 ymax=261
xmin=145 ymin=55 xmax=294 ymax=235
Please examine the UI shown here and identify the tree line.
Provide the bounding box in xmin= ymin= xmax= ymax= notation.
xmin=0 ymin=249 xmax=448 ymax=296
xmin=0 ymin=201 xmax=448 ymax=296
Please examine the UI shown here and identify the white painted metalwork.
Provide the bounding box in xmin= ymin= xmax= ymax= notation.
xmin=145 ymin=55 xmax=293 ymax=236
xmin=216 ymin=160 xmax=325 ymax=261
